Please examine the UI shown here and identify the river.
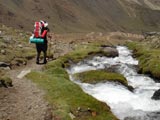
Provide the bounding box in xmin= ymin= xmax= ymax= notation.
xmin=67 ymin=46 xmax=160 ymax=120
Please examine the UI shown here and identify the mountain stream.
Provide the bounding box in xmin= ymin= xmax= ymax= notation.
xmin=67 ymin=46 xmax=160 ymax=120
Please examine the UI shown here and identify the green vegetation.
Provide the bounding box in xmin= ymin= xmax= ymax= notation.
xmin=127 ymin=42 xmax=160 ymax=79
xmin=0 ymin=76 xmax=12 ymax=88
xmin=0 ymin=25 xmax=36 ymax=64
xmin=74 ymin=70 xmax=128 ymax=85
xmin=52 ymin=42 xmax=114 ymax=65
xmin=74 ymin=70 xmax=133 ymax=91
xmin=26 ymin=43 xmax=118 ymax=120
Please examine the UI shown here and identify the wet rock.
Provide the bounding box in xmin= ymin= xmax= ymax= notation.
xmin=152 ymin=89 xmax=160 ymax=100
xmin=128 ymin=85 xmax=134 ymax=92
xmin=105 ymin=64 xmax=120 ymax=72
xmin=101 ymin=45 xmax=116 ymax=48
xmin=101 ymin=47 xmax=118 ymax=57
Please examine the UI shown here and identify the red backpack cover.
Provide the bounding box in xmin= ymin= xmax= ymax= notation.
xmin=34 ymin=22 xmax=42 ymax=38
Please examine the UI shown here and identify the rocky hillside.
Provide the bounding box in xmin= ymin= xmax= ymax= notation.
xmin=0 ymin=0 xmax=160 ymax=33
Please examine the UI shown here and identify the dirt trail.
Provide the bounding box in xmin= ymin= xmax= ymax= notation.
xmin=0 ymin=59 xmax=53 ymax=120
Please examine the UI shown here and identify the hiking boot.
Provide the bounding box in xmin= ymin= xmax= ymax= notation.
xmin=36 ymin=61 xmax=39 ymax=64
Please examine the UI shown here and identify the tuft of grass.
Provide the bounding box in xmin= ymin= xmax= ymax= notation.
xmin=127 ymin=42 xmax=160 ymax=80
xmin=74 ymin=70 xmax=128 ymax=85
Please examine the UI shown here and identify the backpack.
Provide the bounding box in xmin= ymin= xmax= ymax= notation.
xmin=29 ymin=21 xmax=44 ymax=44
xmin=34 ymin=22 xmax=42 ymax=38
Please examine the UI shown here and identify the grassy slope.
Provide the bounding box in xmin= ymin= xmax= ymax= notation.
xmin=127 ymin=41 xmax=160 ymax=80
xmin=0 ymin=24 xmax=36 ymax=64
xmin=0 ymin=24 xmax=36 ymax=87
xmin=27 ymin=43 xmax=118 ymax=119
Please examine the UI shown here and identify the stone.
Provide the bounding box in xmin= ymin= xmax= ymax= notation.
xmin=1 ymin=49 xmax=6 ymax=55
xmin=69 ymin=112 xmax=76 ymax=119
xmin=18 ymin=44 xmax=23 ymax=48
xmin=4 ymin=36 xmax=12 ymax=43
xmin=152 ymin=89 xmax=160 ymax=100
xmin=17 ymin=69 xmax=31 ymax=79
xmin=101 ymin=47 xmax=118 ymax=57
xmin=0 ymin=62 xmax=10 ymax=68
xmin=0 ymin=67 xmax=11 ymax=70
xmin=19 ymin=33 xmax=23 ymax=36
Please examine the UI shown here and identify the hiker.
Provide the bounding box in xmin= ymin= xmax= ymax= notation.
xmin=35 ymin=20 xmax=50 ymax=64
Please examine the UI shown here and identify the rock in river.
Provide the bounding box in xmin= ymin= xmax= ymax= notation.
xmin=152 ymin=89 xmax=160 ymax=100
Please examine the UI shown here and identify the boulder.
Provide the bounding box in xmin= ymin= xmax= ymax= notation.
xmin=101 ymin=46 xmax=118 ymax=57
xmin=152 ymin=89 xmax=160 ymax=100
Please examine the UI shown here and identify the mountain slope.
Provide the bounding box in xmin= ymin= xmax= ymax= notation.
xmin=0 ymin=0 xmax=160 ymax=33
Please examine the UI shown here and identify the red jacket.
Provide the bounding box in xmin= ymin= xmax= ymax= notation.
xmin=41 ymin=30 xmax=47 ymax=38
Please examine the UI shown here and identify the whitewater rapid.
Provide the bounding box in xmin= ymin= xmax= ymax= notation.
xmin=67 ymin=46 xmax=160 ymax=120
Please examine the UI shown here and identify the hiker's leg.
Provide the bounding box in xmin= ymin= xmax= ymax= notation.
xmin=36 ymin=44 xmax=41 ymax=64
xmin=36 ymin=51 xmax=41 ymax=64
xmin=43 ymin=51 xmax=47 ymax=64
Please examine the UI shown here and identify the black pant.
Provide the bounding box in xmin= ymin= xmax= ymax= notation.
xmin=36 ymin=43 xmax=48 ymax=63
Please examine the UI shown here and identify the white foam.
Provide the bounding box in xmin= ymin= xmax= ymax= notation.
xmin=68 ymin=46 xmax=160 ymax=119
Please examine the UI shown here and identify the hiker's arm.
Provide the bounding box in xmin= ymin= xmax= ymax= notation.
xmin=41 ymin=30 xmax=47 ymax=38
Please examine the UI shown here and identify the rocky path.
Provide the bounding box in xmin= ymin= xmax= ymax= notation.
xmin=0 ymin=59 xmax=53 ymax=120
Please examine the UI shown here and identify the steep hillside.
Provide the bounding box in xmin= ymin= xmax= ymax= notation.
xmin=0 ymin=0 xmax=160 ymax=33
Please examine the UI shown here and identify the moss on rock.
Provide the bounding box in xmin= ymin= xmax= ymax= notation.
xmin=0 ymin=76 xmax=13 ymax=88
xmin=74 ymin=70 xmax=132 ymax=90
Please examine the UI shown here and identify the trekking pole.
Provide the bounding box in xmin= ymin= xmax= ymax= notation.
xmin=47 ymin=35 xmax=52 ymax=60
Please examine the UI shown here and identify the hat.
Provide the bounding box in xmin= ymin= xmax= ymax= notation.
xmin=40 ymin=20 xmax=48 ymax=27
